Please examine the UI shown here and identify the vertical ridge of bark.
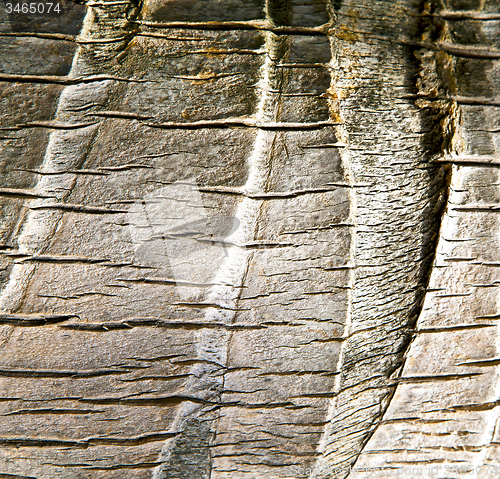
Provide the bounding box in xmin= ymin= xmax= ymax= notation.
xmin=311 ymin=1 xmax=450 ymax=477
xmin=153 ymin=7 xmax=292 ymax=477
xmin=0 ymin=0 xmax=139 ymax=314
xmin=341 ymin=0 xmax=500 ymax=476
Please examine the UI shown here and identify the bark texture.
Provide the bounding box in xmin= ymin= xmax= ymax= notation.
xmin=0 ymin=0 xmax=498 ymax=478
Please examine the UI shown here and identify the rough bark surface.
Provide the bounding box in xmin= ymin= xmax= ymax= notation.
xmin=0 ymin=0 xmax=498 ymax=478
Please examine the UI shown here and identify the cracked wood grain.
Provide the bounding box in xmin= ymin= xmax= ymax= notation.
xmin=349 ymin=0 xmax=500 ymax=477
xmin=0 ymin=0 xmax=498 ymax=478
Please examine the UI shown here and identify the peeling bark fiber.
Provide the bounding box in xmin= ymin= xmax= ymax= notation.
xmin=0 ymin=0 xmax=499 ymax=478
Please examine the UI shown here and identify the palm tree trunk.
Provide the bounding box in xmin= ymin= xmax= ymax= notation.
xmin=0 ymin=0 xmax=498 ymax=478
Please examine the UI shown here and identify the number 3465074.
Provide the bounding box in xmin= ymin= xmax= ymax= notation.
xmin=5 ymin=2 xmax=62 ymax=14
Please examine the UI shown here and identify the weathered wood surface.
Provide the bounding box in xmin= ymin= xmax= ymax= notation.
xmin=349 ymin=1 xmax=500 ymax=477
xmin=0 ymin=0 xmax=498 ymax=478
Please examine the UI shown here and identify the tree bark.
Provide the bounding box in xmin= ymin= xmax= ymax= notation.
xmin=0 ymin=0 xmax=498 ymax=478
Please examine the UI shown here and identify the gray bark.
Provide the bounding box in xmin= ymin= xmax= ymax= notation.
xmin=0 ymin=0 xmax=498 ymax=478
